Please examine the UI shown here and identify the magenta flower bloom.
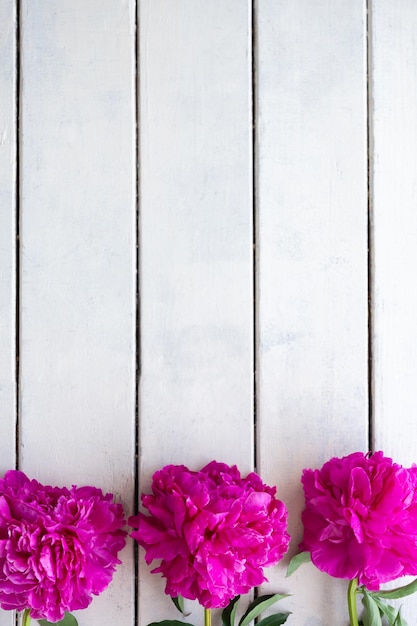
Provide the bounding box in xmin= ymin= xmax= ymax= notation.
xmin=130 ymin=461 xmax=290 ymax=608
xmin=300 ymin=451 xmax=417 ymax=590
xmin=0 ymin=470 xmax=127 ymax=622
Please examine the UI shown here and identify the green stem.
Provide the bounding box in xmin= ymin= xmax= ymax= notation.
xmin=22 ymin=609 xmax=31 ymax=626
xmin=371 ymin=576 xmax=417 ymax=599
xmin=204 ymin=608 xmax=212 ymax=626
xmin=348 ymin=578 xmax=359 ymax=626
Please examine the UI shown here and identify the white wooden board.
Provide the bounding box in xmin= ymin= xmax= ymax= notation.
xmin=19 ymin=2 xmax=136 ymax=625
xmin=371 ymin=1 xmax=417 ymax=621
xmin=5 ymin=2 xmax=417 ymax=626
xmin=256 ymin=1 xmax=369 ymax=623
xmin=138 ymin=2 xmax=253 ymax=624
xmin=0 ymin=2 xmax=17 ymax=624
xmin=372 ymin=0 xmax=417 ymax=465
xmin=0 ymin=0 xmax=17 ymax=469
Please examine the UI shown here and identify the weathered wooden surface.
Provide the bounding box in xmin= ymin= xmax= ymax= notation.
xmin=371 ymin=0 xmax=417 ymax=465
xmin=138 ymin=2 xmax=253 ymax=624
xmin=256 ymin=2 xmax=369 ymax=623
xmin=19 ymin=2 xmax=136 ymax=625
xmin=1 ymin=1 xmax=417 ymax=625
xmin=371 ymin=1 xmax=417 ymax=622
xmin=0 ymin=2 xmax=17 ymax=624
xmin=0 ymin=0 xmax=17 ymax=470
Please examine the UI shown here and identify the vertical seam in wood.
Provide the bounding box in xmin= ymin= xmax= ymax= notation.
xmin=252 ymin=0 xmax=258 ymax=475
xmin=251 ymin=6 xmax=260 ymax=603
xmin=367 ymin=0 xmax=374 ymax=453
xmin=251 ymin=0 xmax=261 ymax=599
xmin=15 ymin=0 xmax=21 ymax=474
xmin=134 ymin=1 xmax=140 ymax=625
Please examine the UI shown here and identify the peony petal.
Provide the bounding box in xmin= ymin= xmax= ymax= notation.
xmin=0 ymin=470 xmax=126 ymax=621
xmin=131 ymin=461 xmax=290 ymax=607
xmin=300 ymin=451 xmax=417 ymax=587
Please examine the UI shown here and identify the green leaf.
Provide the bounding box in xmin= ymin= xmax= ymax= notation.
xmin=147 ymin=622 xmax=195 ymax=626
xmin=393 ymin=608 xmax=408 ymax=626
xmin=286 ymin=551 xmax=311 ymax=577
xmin=362 ymin=591 xmax=383 ymax=626
xmin=222 ymin=595 xmax=240 ymax=626
xmin=171 ymin=596 xmax=190 ymax=617
xmin=38 ymin=614 xmax=78 ymax=626
xmin=257 ymin=613 xmax=291 ymax=626
xmin=172 ymin=596 xmax=184 ymax=614
xmin=371 ymin=578 xmax=417 ymax=600
xmin=239 ymin=594 xmax=290 ymax=626
xmin=371 ymin=597 xmax=398 ymax=625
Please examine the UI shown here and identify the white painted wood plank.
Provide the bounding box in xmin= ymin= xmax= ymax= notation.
xmin=19 ymin=2 xmax=136 ymax=625
xmin=372 ymin=2 xmax=417 ymax=621
xmin=0 ymin=2 xmax=18 ymax=625
xmin=372 ymin=1 xmax=417 ymax=465
xmin=257 ymin=2 xmax=369 ymax=623
xmin=138 ymin=2 xmax=253 ymax=624
xmin=0 ymin=1 xmax=17 ymax=464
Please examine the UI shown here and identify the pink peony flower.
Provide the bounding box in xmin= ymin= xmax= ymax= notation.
xmin=300 ymin=451 xmax=417 ymax=589
xmin=0 ymin=470 xmax=127 ymax=622
xmin=129 ymin=461 xmax=290 ymax=608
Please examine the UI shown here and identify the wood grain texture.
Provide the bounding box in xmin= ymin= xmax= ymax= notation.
xmin=256 ymin=1 xmax=369 ymax=623
xmin=371 ymin=0 xmax=417 ymax=465
xmin=0 ymin=0 xmax=17 ymax=470
xmin=4 ymin=2 xmax=417 ymax=625
xmin=138 ymin=2 xmax=253 ymax=624
xmin=0 ymin=2 xmax=17 ymax=625
xmin=371 ymin=2 xmax=417 ymax=621
xmin=19 ymin=2 xmax=136 ymax=625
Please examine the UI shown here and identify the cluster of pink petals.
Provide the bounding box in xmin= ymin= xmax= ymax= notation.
xmin=300 ymin=451 xmax=417 ymax=590
xmin=0 ymin=470 xmax=126 ymax=623
xmin=130 ymin=461 xmax=290 ymax=608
